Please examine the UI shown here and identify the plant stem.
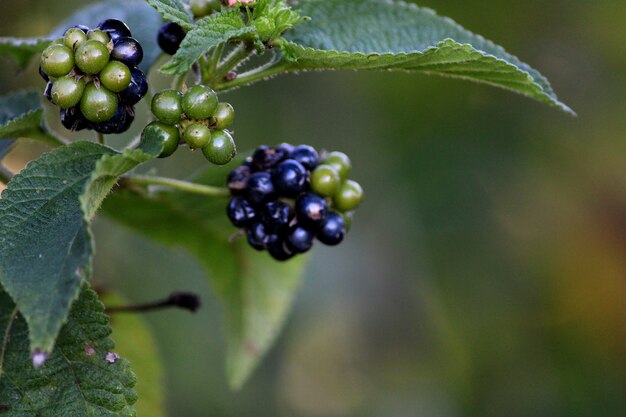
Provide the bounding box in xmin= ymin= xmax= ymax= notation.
xmin=0 ymin=165 xmax=13 ymax=184
xmin=124 ymin=174 xmax=230 ymax=197
xmin=203 ymin=43 xmax=226 ymax=83
xmin=213 ymin=60 xmax=293 ymax=91
xmin=212 ymin=42 xmax=254 ymax=82
xmin=106 ymin=291 xmax=201 ymax=314
xmin=172 ymin=72 xmax=187 ymax=91
xmin=96 ymin=132 xmax=105 ymax=145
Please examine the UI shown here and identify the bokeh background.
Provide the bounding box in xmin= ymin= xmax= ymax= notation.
xmin=1 ymin=1 xmax=625 ymax=416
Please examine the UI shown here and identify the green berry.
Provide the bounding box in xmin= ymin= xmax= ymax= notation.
xmin=182 ymin=85 xmax=218 ymax=120
xmin=75 ymin=40 xmax=110 ymax=75
xmin=333 ymin=179 xmax=364 ymax=212
xmin=202 ymin=129 xmax=236 ymax=165
xmin=324 ymin=151 xmax=351 ymax=181
xmin=87 ymin=29 xmax=110 ymax=45
xmin=211 ymin=102 xmax=235 ymax=129
xmin=311 ymin=164 xmax=341 ymax=197
xmin=40 ymin=44 xmax=75 ymax=77
xmin=151 ymin=89 xmax=183 ymax=125
xmin=183 ymin=123 xmax=211 ymax=150
xmin=80 ymin=83 xmax=118 ymax=122
xmin=141 ymin=122 xmax=180 ymax=158
xmin=190 ymin=0 xmax=221 ymax=17
xmin=99 ymin=61 xmax=131 ymax=93
xmin=51 ymin=76 xmax=85 ymax=109
xmin=341 ymin=211 xmax=353 ymax=233
xmin=64 ymin=28 xmax=88 ymax=50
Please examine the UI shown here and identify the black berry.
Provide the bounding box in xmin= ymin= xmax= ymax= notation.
xmin=227 ymin=196 xmax=256 ymax=227
xmin=286 ymin=225 xmax=315 ymax=253
xmin=272 ymin=159 xmax=307 ymax=197
xmin=157 ymin=22 xmax=186 ymax=55
xmin=118 ymin=67 xmax=148 ymax=105
xmin=227 ymin=165 xmax=252 ymax=194
xmin=97 ymin=19 xmax=132 ymax=42
xmin=317 ymin=211 xmax=346 ymax=246
xmin=60 ymin=106 xmax=90 ymax=132
xmin=246 ymin=172 xmax=275 ymax=205
xmin=262 ymin=200 xmax=292 ymax=231
xmin=247 ymin=222 xmax=269 ymax=251
xmin=111 ymin=37 xmax=143 ymax=67
xmin=290 ymin=145 xmax=319 ymax=170
xmin=295 ymin=192 xmax=327 ymax=227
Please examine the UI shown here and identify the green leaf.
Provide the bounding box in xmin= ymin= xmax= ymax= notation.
xmin=281 ymin=0 xmax=573 ymax=114
xmin=102 ymin=293 xmax=166 ymax=417
xmin=0 ymin=285 xmax=137 ymax=416
xmin=161 ymin=9 xmax=255 ymax=75
xmin=0 ymin=90 xmax=62 ymax=146
xmin=146 ymin=0 xmax=194 ymax=30
xmin=53 ymin=0 xmax=164 ymax=72
xmin=102 ymin=166 xmax=307 ymax=389
xmin=0 ymin=135 xmax=163 ymax=360
xmin=0 ymin=37 xmax=51 ymax=69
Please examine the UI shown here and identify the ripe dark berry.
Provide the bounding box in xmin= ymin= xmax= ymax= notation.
xmin=227 ymin=165 xmax=251 ymax=194
xmin=295 ymin=192 xmax=327 ymax=227
xmin=310 ymin=164 xmax=340 ymax=197
xmin=157 ymin=22 xmax=187 ymax=55
xmin=141 ymin=121 xmax=180 ymax=158
xmin=51 ymin=76 xmax=85 ymax=109
xmin=246 ymin=172 xmax=275 ymax=205
xmin=202 ymin=129 xmax=236 ymax=165
xmin=118 ymin=67 xmax=148 ymax=105
xmin=151 ymin=89 xmax=183 ymax=125
xmin=262 ymin=200 xmax=291 ymax=231
xmin=97 ymin=19 xmax=132 ymax=42
xmin=184 ymin=123 xmax=211 ymax=150
xmin=246 ymin=221 xmax=268 ymax=250
xmin=252 ymin=146 xmax=288 ymax=171
xmin=98 ymin=61 xmax=132 ymax=93
xmin=111 ymin=37 xmax=143 ymax=67
xmin=71 ymin=25 xmax=90 ymax=34
xmin=333 ymin=179 xmax=364 ymax=212
xmin=272 ymin=159 xmax=307 ymax=197
xmin=324 ymin=151 xmax=351 ymax=181
xmin=317 ymin=211 xmax=346 ymax=246
xmin=60 ymin=106 xmax=90 ymax=131
xmin=211 ymin=102 xmax=235 ymax=129
xmin=267 ymin=236 xmax=295 ymax=261
xmin=227 ymin=195 xmax=256 ymax=227
xmin=80 ymin=83 xmax=118 ymax=123
xmin=182 ymin=85 xmax=218 ymax=120
xmin=40 ymin=44 xmax=74 ymax=77
xmin=286 ymin=225 xmax=315 ymax=253
xmin=92 ymin=105 xmax=129 ymax=134
xmin=39 ymin=65 xmax=49 ymax=82
xmin=64 ymin=27 xmax=87 ymax=50
xmin=43 ymin=82 xmax=53 ymax=102
xmin=276 ymin=142 xmax=295 ymax=156
xmin=290 ymin=145 xmax=319 ymax=170
xmin=75 ymin=40 xmax=110 ymax=74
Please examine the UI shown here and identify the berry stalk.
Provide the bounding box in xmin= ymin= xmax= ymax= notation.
xmin=123 ymin=174 xmax=230 ymax=197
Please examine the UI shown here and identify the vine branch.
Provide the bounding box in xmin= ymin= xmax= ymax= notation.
xmin=123 ymin=174 xmax=230 ymax=197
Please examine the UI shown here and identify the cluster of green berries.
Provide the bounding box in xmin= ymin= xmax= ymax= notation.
xmin=227 ymin=144 xmax=364 ymax=261
xmin=145 ymin=84 xmax=236 ymax=164
xmin=39 ymin=19 xmax=147 ymax=134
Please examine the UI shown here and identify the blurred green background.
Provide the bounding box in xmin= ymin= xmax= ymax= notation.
xmin=1 ymin=1 xmax=625 ymax=416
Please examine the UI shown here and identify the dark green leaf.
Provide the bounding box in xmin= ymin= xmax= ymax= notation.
xmin=161 ymin=9 xmax=255 ymax=75
xmin=53 ymin=0 xmax=164 ymax=72
xmin=0 ymin=90 xmax=43 ymax=139
xmin=0 ymin=285 xmax=137 ymax=416
xmin=146 ymin=0 xmax=194 ymax=30
xmin=281 ymin=0 xmax=573 ymax=114
xmin=0 ymin=37 xmax=51 ymax=69
xmin=102 ymin=165 xmax=307 ymax=389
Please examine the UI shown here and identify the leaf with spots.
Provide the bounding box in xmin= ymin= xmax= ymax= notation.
xmin=0 ymin=285 xmax=137 ymax=416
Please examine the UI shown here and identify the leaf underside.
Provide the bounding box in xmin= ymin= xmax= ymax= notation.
xmin=0 ymin=285 xmax=137 ymax=417
xmin=102 ymin=164 xmax=307 ymax=389
xmin=0 ymin=90 xmax=44 ymax=140
xmin=146 ymin=0 xmax=194 ymax=30
xmin=282 ymin=0 xmax=573 ymax=114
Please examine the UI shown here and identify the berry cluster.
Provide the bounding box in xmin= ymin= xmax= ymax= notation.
xmin=227 ymin=144 xmax=364 ymax=261
xmin=146 ymin=84 xmax=236 ymax=164
xmin=40 ymin=19 xmax=147 ymax=134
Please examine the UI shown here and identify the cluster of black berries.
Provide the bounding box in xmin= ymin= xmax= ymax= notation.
xmin=146 ymin=84 xmax=236 ymax=163
xmin=227 ymin=144 xmax=364 ymax=261
xmin=39 ymin=19 xmax=147 ymax=134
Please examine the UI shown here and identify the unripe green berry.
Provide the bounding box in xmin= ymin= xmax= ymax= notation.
xmin=51 ymin=76 xmax=85 ymax=109
xmin=87 ymin=29 xmax=110 ymax=45
xmin=141 ymin=122 xmax=180 ymax=158
xmin=80 ymin=83 xmax=118 ymax=122
xmin=333 ymin=179 xmax=364 ymax=212
xmin=182 ymin=85 xmax=218 ymax=120
xmin=342 ymin=211 xmax=353 ymax=232
xmin=75 ymin=40 xmax=110 ymax=75
xmin=190 ymin=0 xmax=221 ymax=17
xmin=211 ymin=102 xmax=235 ymax=129
xmin=152 ymin=89 xmax=183 ymax=125
xmin=311 ymin=164 xmax=340 ymax=197
xmin=40 ymin=44 xmax=75 ymax=77
xmin=202 ymin=129 xmax=236 ymax=165
xmin=324 ymin=151 xmax=351 ymax=181
xmin=99 ymin=61 xmax=131 ymax=93
xmin=183 ymin=123 xmax=211 ymax=150
xmin=64 ymin=28 xmax=87 ymax=50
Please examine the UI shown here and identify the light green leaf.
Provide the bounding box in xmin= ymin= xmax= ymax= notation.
xmin=281 ymin=0 xmax=573 ymax=114
xmin=0 ymin=90 xmax=60 ymax=146
xmin=161 ymin=9 xmax=255 ymax=75
xmin=0 ymin=285 xmax=137 ymax=416
xmin=102 ymin=165 xmax=307 ymax=389
xmin=0 ymin=37 xmax=51 ymax=69
xmin=54 ymin=0 xmax=164 ymax=72
xmin=103 ymin=293 xmax=166 ymax=417
xmin=0 ymin=134 xmax=163 ymax=360
xmin=146 ymin=0 xmax=194 ymax=30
